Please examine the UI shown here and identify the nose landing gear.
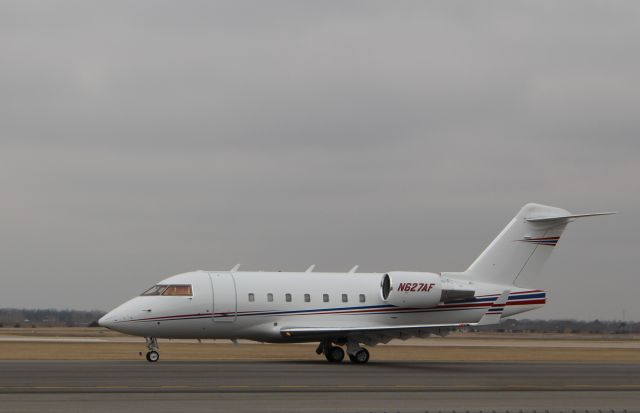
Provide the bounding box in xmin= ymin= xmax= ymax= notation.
xmin=146 ymin=350 xmax=159 ymax=362
xmin=145 ymin=337 xmax=159 ymax=362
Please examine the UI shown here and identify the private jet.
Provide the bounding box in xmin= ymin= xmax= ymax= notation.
xmin=99 ymin=203 xmax=613 ymax=363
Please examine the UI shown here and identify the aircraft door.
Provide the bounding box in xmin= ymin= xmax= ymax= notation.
xmin=209 ymin=272 xmax=237 ymax=322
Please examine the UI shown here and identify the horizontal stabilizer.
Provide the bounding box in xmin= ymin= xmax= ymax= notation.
xmin=526 ymin=212 xmax=616 ymax=223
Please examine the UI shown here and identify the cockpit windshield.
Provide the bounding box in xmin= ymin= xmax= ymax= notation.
xmin=141 ymin=284 xmax=192 ymax=296
xmin=141 ymin=285 xmax=168 ymax=296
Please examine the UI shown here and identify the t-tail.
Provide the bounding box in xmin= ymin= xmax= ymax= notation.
xmin=460 ymin=203 xmax=615 ymax=286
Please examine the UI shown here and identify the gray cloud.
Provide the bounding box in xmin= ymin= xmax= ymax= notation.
xmin=1 ymin=1 xmax=638 ymax=320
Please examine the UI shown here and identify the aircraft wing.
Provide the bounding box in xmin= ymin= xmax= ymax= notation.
xmin=280 ymin=322 xmax=468 ymax=338
xmin=280 ymin=291 xmax=510 ymax=339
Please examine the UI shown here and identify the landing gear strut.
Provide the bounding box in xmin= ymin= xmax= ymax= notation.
xmin=145 ymin=337 xmax=159 ymax=362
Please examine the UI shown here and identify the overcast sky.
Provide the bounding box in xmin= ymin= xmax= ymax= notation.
xmin=1 ymin=1 xmax=638 ymax=320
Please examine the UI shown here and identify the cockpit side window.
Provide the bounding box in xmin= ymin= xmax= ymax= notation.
xmin=162 ymin=285 xmax=193 ymax=296
xmin=141 ymin=285 xmax=168 ymax=296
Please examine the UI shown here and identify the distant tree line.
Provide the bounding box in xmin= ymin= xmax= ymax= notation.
xmin=0 ymin=308 xmax=105 ymax=328
xmin=475 ymin=318 xmax=640 ymax=334
xmin=1 ymin=308 xmax=639 ymax=333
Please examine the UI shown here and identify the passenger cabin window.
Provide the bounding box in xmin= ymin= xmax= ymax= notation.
xmin=304 ymin=294 xmax=310 ymax=302
xmin=359 ymin=294 xmax=366 ymax=303
xmin=162 ymin=285 xmax=192 ymax=296
xmin=248 ymin=293 xmax=255 ymax=302
xmin=323 ymin=294 xmax=329 ymax=303
xmin=342 ymin=294 xmax=348 ymax=303
xmin=141 ymin=284 xmax=192 ymax=296
xmin=285 ymin=293 xmax=292 ymax=302
xmin=267 ymin=293 xmax=274 ymax=302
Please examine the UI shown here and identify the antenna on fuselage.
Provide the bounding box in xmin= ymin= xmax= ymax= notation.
xmin=305 ymin=265 xmax=315 ymax=272
xmin=348 ymin=265 xmax=359 ymax=273
xmin=230 ymin=264 xmax=240 ymax=272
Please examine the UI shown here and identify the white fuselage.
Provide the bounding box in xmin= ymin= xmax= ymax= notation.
xmin=99 ymin=270 xmax=545 ymax=342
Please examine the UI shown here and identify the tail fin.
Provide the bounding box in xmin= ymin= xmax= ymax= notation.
xmin=464 ymin=203 xmax=615 ymax=286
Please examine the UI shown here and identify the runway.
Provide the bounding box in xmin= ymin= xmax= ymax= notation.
xmin=1 ymin=360 xmax=639 ymax=412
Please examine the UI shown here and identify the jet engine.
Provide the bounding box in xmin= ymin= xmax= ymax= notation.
xmin=380 ymin=272 xmax=476 ymax=308
xmin=380 ymin=272 xmax=443 ymax=308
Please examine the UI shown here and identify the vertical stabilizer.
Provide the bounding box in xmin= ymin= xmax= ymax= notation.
xmin=463 ymin=203 xmax=614 ymax=286
xmin=465 ymin=203 xmax=571 ymax=286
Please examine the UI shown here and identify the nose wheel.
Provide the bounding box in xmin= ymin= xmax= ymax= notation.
xmin=145 ymin=337 xmax=159 ymax=362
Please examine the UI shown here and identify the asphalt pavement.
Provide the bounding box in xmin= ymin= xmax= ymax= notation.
xmin=1 ymin=360 xmax=638 ymax=412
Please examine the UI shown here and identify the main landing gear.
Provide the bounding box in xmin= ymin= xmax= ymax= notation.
xmin=348 ymin=348 xmax=370 ymax=364
xmin=325 ymin=345 xmax=345 ymax=362
xmin=317 ymin=340 xmax=370 ymax=364
xmin=145 ymin=337 xmax=159 ymax=362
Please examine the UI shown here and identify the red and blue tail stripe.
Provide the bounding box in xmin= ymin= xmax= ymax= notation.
xmin=486 ymin=306 xmax=505 ymax=314
xmin=518 ymin=236 xmax=560 ymax=246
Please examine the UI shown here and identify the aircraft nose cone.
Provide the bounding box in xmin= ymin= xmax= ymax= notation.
xmin=98 ymin=313 xmax=114 ymax=329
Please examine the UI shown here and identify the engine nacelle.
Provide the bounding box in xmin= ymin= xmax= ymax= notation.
xmin=380 ymin=272 xmax=443 ymax=308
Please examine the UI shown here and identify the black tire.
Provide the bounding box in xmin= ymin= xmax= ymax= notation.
xmin=350 ymin=348 xmax=369 ymax=364
xmin=324 ymin=346 xmax=345 ymax=362
xmin=146 ymin=351 xmax=159 ymax=362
